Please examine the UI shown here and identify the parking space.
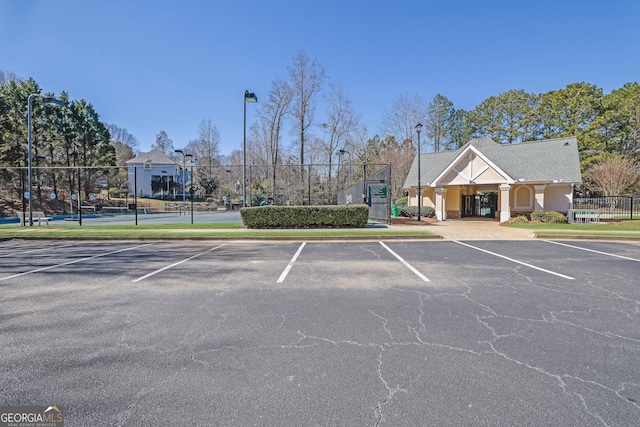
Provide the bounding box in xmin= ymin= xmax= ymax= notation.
xmin=1 ymin=239 xmax=639 ymax=426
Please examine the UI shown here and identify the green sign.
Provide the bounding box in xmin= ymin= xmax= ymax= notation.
xmin=369 ymin=185 xmax=387 ymax=200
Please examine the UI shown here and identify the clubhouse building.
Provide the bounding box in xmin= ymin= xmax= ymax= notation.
xmin=403 ymin=137 xmax=582 ymax=222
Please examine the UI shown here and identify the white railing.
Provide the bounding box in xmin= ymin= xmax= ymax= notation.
xmin=568 ymin=209 xmax=600 ymax=224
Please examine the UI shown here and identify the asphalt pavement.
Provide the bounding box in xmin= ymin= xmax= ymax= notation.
xmin=1 ymin=239 xmax=639 ymax=426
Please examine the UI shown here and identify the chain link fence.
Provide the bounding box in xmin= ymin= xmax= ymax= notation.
xmin=337 ymin=164 xmax=391 ymax=223
xmin=0 ymin=163 xmax=392 ymax=224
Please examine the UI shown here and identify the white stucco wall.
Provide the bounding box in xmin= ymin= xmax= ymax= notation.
xmin=544 ymin=184 xmax=573 ymax=212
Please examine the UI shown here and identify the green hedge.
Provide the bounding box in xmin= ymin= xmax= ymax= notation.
xmin=400 ymin=206 xmax=436 ymax=218
xmin=530 ymin=210 xmax=568 ymax=223
xmin=240 ymin=204 xmax=370 ymax=228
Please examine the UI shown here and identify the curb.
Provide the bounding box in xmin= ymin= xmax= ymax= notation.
xmin=533 ymin=233 xmax=640 ymax=241
xmin=0 ymin=234 xmax=444 ymax=242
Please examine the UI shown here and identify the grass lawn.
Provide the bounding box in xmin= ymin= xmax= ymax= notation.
xmin=0 ymin=223 xmax=437 ymax=240
xmin=508 ymin=220 xmax=640 ymax=239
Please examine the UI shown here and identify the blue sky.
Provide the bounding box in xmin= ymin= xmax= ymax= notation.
xmin=1 ymin=0 xmax=639 ymax=156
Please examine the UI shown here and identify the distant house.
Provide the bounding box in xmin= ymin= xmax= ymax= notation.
xmin=402 ymin=137 xmax=582 ymax=222
xmin=126 ymin=149 xmax=193 ymax=198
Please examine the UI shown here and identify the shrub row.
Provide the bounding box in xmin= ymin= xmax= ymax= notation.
xmin=507 ymin=211 xmax=568 ymax=224
xmin=240 ymin=204 xmax=369 ymax=228
xmin=400 ymin=206 xmax=436 ymax=218
xmin=506 ymin=210 xmax=573 ymax=225
xmin=530 ymin=210 xmax=568 ymax=223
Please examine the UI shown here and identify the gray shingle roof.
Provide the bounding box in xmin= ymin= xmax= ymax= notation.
xmin=126 ymin=149 xmax=176 ymax=165
xmin=403 ymin=136 xmax=582 ymax=188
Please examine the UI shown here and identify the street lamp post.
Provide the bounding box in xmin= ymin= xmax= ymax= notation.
xmin=243 ymin=90 xmax=258 ymax=207
xmin=338 ymin=149 xmax=352 ymax=188
xmin=415 ymin=123 xmax=423 ymax=222
xmin=21 ymin=154 xmax=27 ymax=226
xmin=28 ymin=94 xmax=64 ymax=226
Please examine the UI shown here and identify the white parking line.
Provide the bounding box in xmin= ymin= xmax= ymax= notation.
xmin=0 ymin=244 xmax=151 ymax=281
xmin=453 ymin=240 xmax=575 ymax=280
xmin=544 ymin=240 xmax=640 ymax=262
xmin=277 ymin=242 xmax=306 ymax=283
xmin=379 ymin=242 xmax=430 ymax=282
xmin=132 ymin=243 xmax=227 ymax=283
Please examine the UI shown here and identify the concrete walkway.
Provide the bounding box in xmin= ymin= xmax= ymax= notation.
xmin=391 ymin=218 xmax=535 ymax=240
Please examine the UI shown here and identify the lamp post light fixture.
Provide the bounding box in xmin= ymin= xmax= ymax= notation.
xmin=415 ymin=123 xmax=423 ymax=222
xmin=243 ymin=90 xmax=258 ymax=207
xmin=28 ymin=94 xmax=64 ymax=226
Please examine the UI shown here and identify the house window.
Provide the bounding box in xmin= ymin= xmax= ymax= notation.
xmin=515 ymin=186 xmax=533 ymax=210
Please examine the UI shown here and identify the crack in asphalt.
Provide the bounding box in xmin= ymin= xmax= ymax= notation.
xmin=109 ymin=274 xmax=639 ymax=426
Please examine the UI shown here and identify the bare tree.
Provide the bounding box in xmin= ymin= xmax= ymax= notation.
xmin=0 ymin=69 xmax=20 ymax=85
xmin=106 ymin=123 xmax=139 ymax=151
xmin=379 ymin=139 xmax=416 ymax=201
xmin=194 ymin=119 xmax=221 ymax=172
xmin=304 ymin=136 xmax=325 ymax=166
xmin=288 ymin=50 xmax=325 ymax=169
xmin=322 ymin=83 xmax=359 ymax=197
xmin=152 ymin=130 xmax=174 ymax=155
xmin=180 ymin=121 xmax=221 ymax=200
xmin=254 ymin=78 xmax=293 ymax=201
xmin=348 ymin=124 xmax=370 ymax=161
xmin=219 ymin=150 xmax=239 ymax=166
xmin=381 ymin=93 xmax=428 ymax=147
xmin=249 ymin=121 xmax=271 ymax=164
xmin=361 ymin=135 xmax=415 ymax=200
xmin=110 ymin=140 xmax=134 ymax=167
xmin=586 ymin=154 xmax=638 ymax=196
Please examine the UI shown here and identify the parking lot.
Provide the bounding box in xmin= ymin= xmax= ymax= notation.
xmin=1 ymin=238 xmax=639 ymax=426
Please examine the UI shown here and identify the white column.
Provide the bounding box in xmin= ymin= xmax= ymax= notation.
xmin=534 ymin=184 xmax=546 ymax=211
xmin=499 ymin=184 xmax=511 ymax=223
xmin=435 ymin=187 xmax=445 ymax=221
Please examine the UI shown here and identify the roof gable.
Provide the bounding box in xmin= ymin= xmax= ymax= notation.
xmin=432 ymin=144 xmax=515 ymax=186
